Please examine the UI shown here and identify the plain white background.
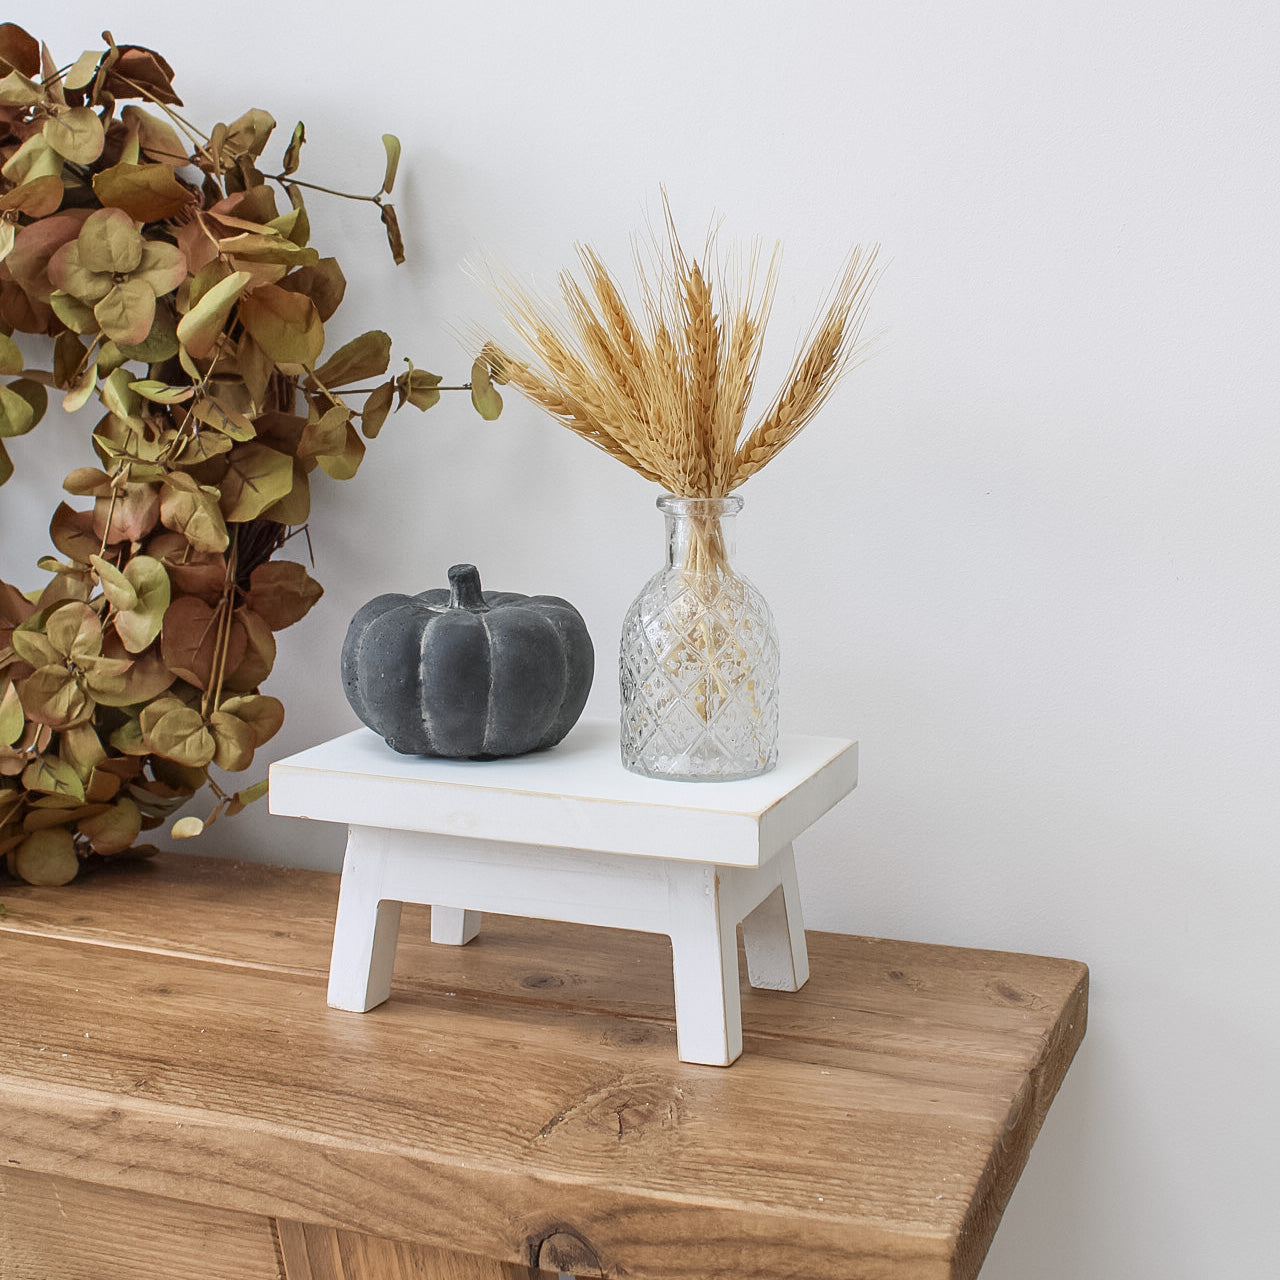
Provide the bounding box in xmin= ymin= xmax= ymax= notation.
xmin=7 ymin=4 xmax=1278 ymax=1275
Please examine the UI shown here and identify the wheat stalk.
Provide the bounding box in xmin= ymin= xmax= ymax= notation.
xmin=474 ymin=193 xmax=880 ymax=502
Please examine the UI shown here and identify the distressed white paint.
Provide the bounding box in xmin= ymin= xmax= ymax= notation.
xmin=271 ymin=724 xmax=855 ymax=1064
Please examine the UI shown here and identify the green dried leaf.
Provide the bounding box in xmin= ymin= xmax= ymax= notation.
xmin=62 ymin=362 xmax=99 ymax=413
xmin=115 ymin=555 xmax=170 ymax=653
xmin=50 ymin=290 xmax=99 ymax=334
xmin=228 ymin=776 xmax=270 ymax=814
xmin=77 ymin=207 xmax=143 ymax=274
xmin=315 ymin=423 xmax=366 ymax=481
xmin=93 ymin=161 xmax=194 ymax=222
xmin=45 ymin=601 xmax=101 ymax=661
xmin=360 ymin=380 xmax=395 ymax=439
xmin=9 ymin=621 xmax=60 ymax=669
xmin=1 ymin=133 xmax=61 ymax=187
xmin=218 ymin=694 xmax=285 ymax=746
xmin=209 ymin=710 xmax=256 ymax=771
xmin=282 ymin=122 xmax=305 ymax=175
xmin=78 ymin=795 xmax=141 ymax=854
xmin=94 ymin=278 xmax=157 ymax=346
xmin=140 ymin=697 xmax=216 ymax=768
xmin=402 ymin=367 xmax=442 ymax=412
xmin=297 ymin=406 xmax=350 ymax=460
xmin=17 ymin=666 xmax=86 ymax=728
xmin=21 ymin=754 xmax=85 ymax=802
xmin=129 ymin=379 xmax=195 ymax=405
xmin=0 ymin=385 xmax=36 ymax=438
xmin=159 ymin=473 xmax=230 ymax=553
xmin=63 ymin=49 xmax=102 ymax=92
xmin=59 ymin=723 xmax=106 ymax=781
xmin=0 ymin=332 xmax=23 ymax=376
xmin=13 ymin=828 xmax=79 ymax=885
xmin=177 ymin=269 xmax=254 ymax=359
xmin=119 ymin=105 xmax=187 ymax=166
xmin=380 ymin=134 xmax=401 ymax=195
xmin=0 ymin=682 xmax=23 ymax=747
xmin=237 ymin=283 xmax=325 ymax=367
xmin=218 ymin=443 xmax=293 ymax=522
xmin=311 ymin=329 xmax=392 ymax=390
xmin=224 ymin=109 xmax=276 ymax=160
xmin=43 ymin=107 xmax=105 ymax=165
xmin=90 ymin=554 xmax=139 ymax=613
xmin=470 ymin=359 xmax=504 ymax=420
xmin=0 ymin=69 xmax=43 ymax=108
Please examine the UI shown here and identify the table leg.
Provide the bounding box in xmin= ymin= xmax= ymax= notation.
xmin=666 ymin=863 xmax=744 ymax=1066
xmin=741 ymin=843 xmax=810 ymax=991
xmin=328 ymin=826 xmax=403 ymax=1013
xmin=431 ymin=906 xmax=483 ymax=945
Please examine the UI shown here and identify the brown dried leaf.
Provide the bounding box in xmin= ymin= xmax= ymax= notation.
xmin=245 ymin=561 xmax=323 ymax=631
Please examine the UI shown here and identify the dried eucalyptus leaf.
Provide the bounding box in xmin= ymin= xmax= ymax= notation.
xmin=94 ymin=278 xmax=156 ymax=346
xmin=78 ymin=795 xmax=141 ymax=854
xmin=0 ymin=439 xmax=12 ymax=486
xmin=380 ymin=202 xmax=405 ymax=265
xmin=0 ymin=332 xmax=22 ymax=376
xmin=380 ymin=134 xmax=401 ymax=195
xmin=176 ymin=268 xmax=252 ymax=359
xmin=170 ymin=814 xmax=204 ymax=839
xmin=62 ymin=362 xmax=99 ymax=413
xmin=113 ymin=555 xmax=170 ymax=653
xmin=63 ymin=49 xmax=102 ymax=92
xmin=0 ymin=69 xmax=43 ymax=108
xmin=139 ymin=697 xmax=215 ymax=767
xmin=297 ymin=406 xmax=349 ymax=460
xmin=470 ymin=359 xmax=504 ymax=421
xmin=360 ymin=380 xmax=394 ymax=439
xmin=237 ymin=283 xmax=324 ymax=367
xmin=59 ymin=722 xmax=106 ymax=779
xmin=93 ymin=161 xmax=194 ymax=222
xmin=14 ymin=827 xmax=79 ymax=885
xmin=245 ymin=561 xmax=323 ymax=631
xmin=90 ymin=553 xmax=139 ymax=613
xmin=0 ymin=682 xmax=23 ymax=747
xmin=21 ymin=754 xmax=85 ymax=802
xmin=17 ymin=666 xmax=87 ymax=728
xmin=0 ymin=385 xmax=35 ymax=437
xmin=159 ymin=474 xmax=230 ymax=554
xmin=129 ymin=379 xmax=194 ymax=405
xmin=261 ymin=460 xmax=310 ymax=525
xmin=43 ymin=107 xmax=105 ymax=165
xmin=0 ymin=173 xmax=63 ymax=218
xmin=0 ymin=23 xmax=41 ymax=76
xmin=218 ymin=442 xmax=293 ymax=522
xmin=316 ymin=423 xmax=365 ymax=481
xmin=282 ymin=121 xmax=305 ymax=175
xmin=223 ymin=607 xmax=274 ymax=692
xmin=278 ymin=257 xmax=346 ymax=320
xmin=218 ymin=694 xmax=285 ymax=746
xmin=311 ymin=329 xmax=392 ymax=390
xmin=119 ymin=105 xmax=188 ymax=166
xmin=209 ymin=710 xmax=255 ymax=771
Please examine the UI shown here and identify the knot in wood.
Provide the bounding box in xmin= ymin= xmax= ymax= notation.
xmin=533 ymin=1072 xmax=685 ymax=1147
xmin=531 ymin=1226 xmax=604 ymax=1276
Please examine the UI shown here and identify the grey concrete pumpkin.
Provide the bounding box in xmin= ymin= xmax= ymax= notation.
xmin=341 ymin=564 xmax=594 ymax=759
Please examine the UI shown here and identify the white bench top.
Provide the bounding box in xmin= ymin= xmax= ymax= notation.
xmin=269 ymin=720 xmax=857 ymax=868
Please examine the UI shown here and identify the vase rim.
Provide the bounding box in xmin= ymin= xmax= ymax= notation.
xmin=656 ymin=493 xmax=744 ymax=515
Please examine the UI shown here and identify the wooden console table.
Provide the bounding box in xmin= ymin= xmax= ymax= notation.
xmin=0 ymin=852 xmax=1087 ymax=1279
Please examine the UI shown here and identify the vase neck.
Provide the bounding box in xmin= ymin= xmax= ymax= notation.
xmin=658 ymin=494 xmax=742 ymax=573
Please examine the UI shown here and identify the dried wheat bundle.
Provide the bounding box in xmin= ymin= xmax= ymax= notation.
xmin=476 ymin=196 xmax=881 ymax=498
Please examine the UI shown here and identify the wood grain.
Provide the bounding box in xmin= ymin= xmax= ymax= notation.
xmin=0 ymin=853 xmax=1088 ymax=1280
xmin=276 ymin=1219 xmax=537 ymax=1279
xmin=0 ymin=1166 xmax=283 ymax=1280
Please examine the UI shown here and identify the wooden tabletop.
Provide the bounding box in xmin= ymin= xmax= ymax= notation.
xmin=0 ymin=853 xmax=1087 ymax=1280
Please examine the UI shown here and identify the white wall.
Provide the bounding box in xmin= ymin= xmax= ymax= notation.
xmin=9 ymin=3 xmax=1279 ymax=1275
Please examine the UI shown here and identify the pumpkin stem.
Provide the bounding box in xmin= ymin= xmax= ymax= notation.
xmin=448 ymin=563 xmax=487 ymax=610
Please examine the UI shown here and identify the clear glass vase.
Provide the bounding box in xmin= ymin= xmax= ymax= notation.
xmin=619 ymin=494 xmax=780 ymax=781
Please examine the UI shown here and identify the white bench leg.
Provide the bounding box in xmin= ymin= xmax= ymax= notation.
xmin=328 ymin=826 xmax=402 ymax=1012
xmin=430 ymin=906 xmax=482 ymax=945
xmin=742 ymin=843 xmax=810 ymax=991
xmin=666 ymin=863 xmax=743 ymax=1066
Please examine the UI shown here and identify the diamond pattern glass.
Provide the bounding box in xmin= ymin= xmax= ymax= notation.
xmin=620 ymin=495 xmax=779 ymax=780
